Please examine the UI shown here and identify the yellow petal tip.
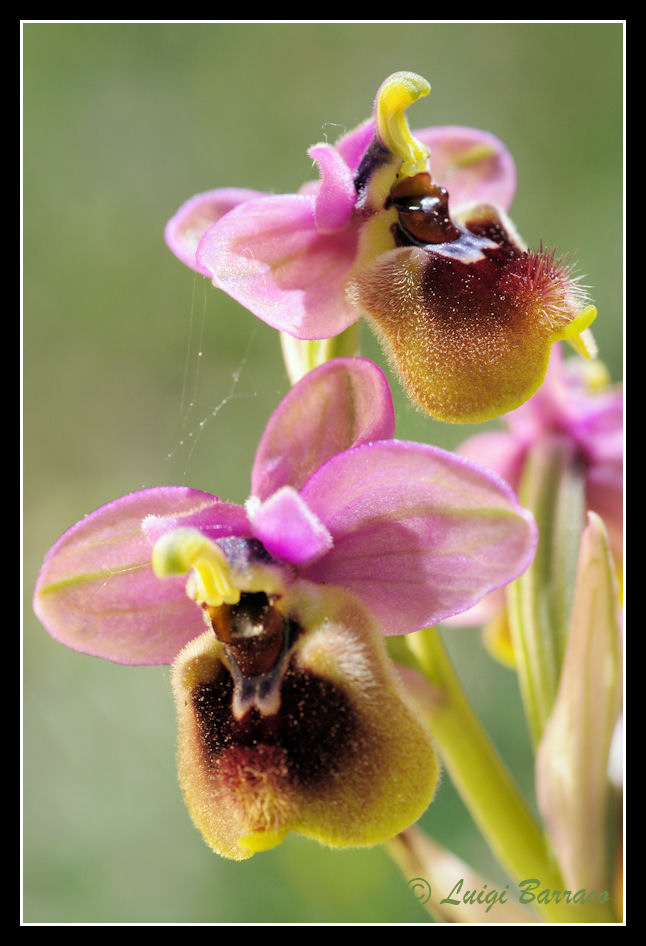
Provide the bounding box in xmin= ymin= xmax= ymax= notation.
xmin=238 ymin=829 xmax=289 ymax=853
xmin=553 ymin=305 xmax=598 ymax=359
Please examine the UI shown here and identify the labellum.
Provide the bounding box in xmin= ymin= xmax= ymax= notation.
xmin=166 ymin=535 xmax=438 ymax=860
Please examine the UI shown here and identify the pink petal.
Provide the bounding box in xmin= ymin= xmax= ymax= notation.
xmin=34 ymin=487 xmax=247 ymax=665
xmin=246 ymin=487 xmax=333 ymax=566
xmin=333 ymin=118 xmax=375 ymax=174
xmin=416 ymin=125 xmax=517 ymax=212
xmin=251 ymin=357 xmax=395 ymax=500
xmin=568 ymin=392 xmax=623 ymax=466
xmin=300 ymin=442 xmax=537 ymax=634
xmin=165 ymin=187 xmax=266 ymax=275
xmin=585 ymin=463 xmax=624 ymax=565
xmin=308 ymin=143 xmax=357 ymax=233
xmin=196 ymin=194 xmax=360 ymax=339
xmin=456 ymin=430 xmax=528 ymax=491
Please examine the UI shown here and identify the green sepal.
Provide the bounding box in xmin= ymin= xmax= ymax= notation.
xmin=506 ymin=436 xmax=586 ymax=746
xmin=535 ymin=513 xmax=622 ymax=915
xmin=280 ymin=322 xmax=361 ymax=384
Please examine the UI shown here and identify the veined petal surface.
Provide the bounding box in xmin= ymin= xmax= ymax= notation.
xmin=300 ymin=442 xmax=537 ymax=633
xmin=251 ymin=357 xmax=395 ymax=499
xmin=34 ymin=487 xmax=245 ymax=665
xmin=196 ymin=194 xmax=360 ymax=339
xmin=165 ymin=187 xmax=266 ymax=275
xmin=415 ymin=125 xmax=517 ymax=211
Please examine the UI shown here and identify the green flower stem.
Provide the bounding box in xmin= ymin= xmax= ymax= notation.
xmin=279 ymin=322 xmax=361 ymax=384
xmin=400 ymin=625 xmax=615 ymax=923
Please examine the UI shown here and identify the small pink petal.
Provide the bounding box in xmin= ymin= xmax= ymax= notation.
xmin=416 ymin=125 xmax=517 ymax=211
xmin=298 ymin=179 xmax=320 ymax=197
xmin=251 ymin=357 xmax=395 ymax=500
xmin=34 ymin=487 xmax=226 ymax=665
xmin=308 ymin=143 xmax=357 ymax=233
xmin=165 ymin=187 xmax=266 ymax=275
xmin=246 ymin=487 xmax=333 ymax=566
xmin=334 ymin=118 xmax=375 ymax=173
xmin=196 ymin=194 xmax=360 ymax=339
xmin=301 ymin=441 xmax=537 ymax=634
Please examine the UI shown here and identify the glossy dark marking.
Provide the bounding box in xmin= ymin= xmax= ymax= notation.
xmin=393 ymin=184 xmax=461 ymax=245
xmin=207 ymin=592 xmax=289 ymax=677
xmin=389 ymin=202 xmax=529 ymax=328
xmin=353 ymin=137 xmax=391 ymax=196
xmin=192 ymin=657 xmax=357 ymax=787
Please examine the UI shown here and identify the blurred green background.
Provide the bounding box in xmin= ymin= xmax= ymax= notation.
xmin=23 ymin=22 xmax=623 ymax=923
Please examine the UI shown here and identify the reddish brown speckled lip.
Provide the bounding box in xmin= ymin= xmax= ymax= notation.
xmin=192 ymin=656 xmax=357 ymax=790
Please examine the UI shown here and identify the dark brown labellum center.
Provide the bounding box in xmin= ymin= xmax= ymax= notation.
xmin=192 ymin=659 xmax=356 ymax=788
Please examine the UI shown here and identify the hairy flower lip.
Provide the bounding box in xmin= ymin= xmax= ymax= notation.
xmin=172 ymin=581 xmax=440 ymax=860
xmin=348 ymin=195 xmax=595 ymax=423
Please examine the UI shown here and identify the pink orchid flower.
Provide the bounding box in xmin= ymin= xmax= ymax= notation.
xmin=166 ymin=72 xmax=596 ymax=424
xmin=458 ymin=343 xmax=623 ymax=566
xmin=446 ymin=343 xmax=622 ymax=666
xmin=34 ymin=358 xmax=536 ymax=860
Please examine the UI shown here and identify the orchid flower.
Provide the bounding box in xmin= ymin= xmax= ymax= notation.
xmin=34 ymin=358 xmax=536 ymax=861
xmin=458 ymin=343 xmax=623 ymax=565
xmin=449 ymin=343 xmax=622 ymax=672
xmin=166 ymin=71 xmax=596 ymax=424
